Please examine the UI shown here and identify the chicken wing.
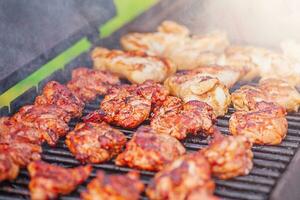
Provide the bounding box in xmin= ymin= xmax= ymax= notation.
xmin=115 ymin=126 xmax=185 ymax=171
xmin=91 ymin=47 xmax=176 ymax=84
xmin=231 ymin=78 xmax=300 ymax=112
xmin=28 ymin=161 xmax=91 ymax=200
xmin=11 ymin=105 xmax=71 ymax=146
xmin=84 ymin=81 xmax=168 ymax=129
xmin=67 ymin=67 xmax=120 ymax=102
xmin=35 ymin=81 xmax=84 ymax=118
xmin=229 ymin=101 xmax=288 ymax=145
xmin=121 ymin=21 xmax=229 ymax=70
xmin=146 ymin=153 xmax=216 ymax=200
xmin=81 ymin=171 xmax=144 ymax=200
xmin=0 ymin=150 xmax=20 ymax=182
xmin=202 ymin=134 xmax=253 ymax=179
xmin=66 ymin=122 xmax=126 ymax=164
xmin=151 ymin=96 xmax=216 ymax=139
xmin=164 ymin=73 xmax=231 ymax=116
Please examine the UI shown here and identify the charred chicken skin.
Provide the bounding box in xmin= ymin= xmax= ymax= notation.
xmin=66 ymin=122 xmax=126 ymax=164
xmin=28 ymin=161 xmax=91 ymax=200
xmin=115 ymin=126 xmax=186 ymax=171
xmin=151 ymin=96 xmax=216 ymax=139
xmin=81 ymin=171 xmax=144 ymax=200
xmin=84 ymin=81 xmax=168 ymax=129
xmin=35 ymin=81 xmax=84 ymax=118
xmin=121 ymin=21 xmax=229 ymax=70
xmin=232 ymin=78 xmax=300 ymax=112
xmin=67 ymin=67 xmax=120 ymax=102
xmin=146 ymin=153 xmax=217 ymax=200
xmin=229 ymin=101 xmax=288 ymax=145
xmin=164 ymin=72 xmax=231 ymax=116
xmin=91 ymin=47 xmax=176 ymax=84
xmin=11 ymin=105 xmax=71 ymax=146
xmin=202 ymin=134 xmax=253 ymax=179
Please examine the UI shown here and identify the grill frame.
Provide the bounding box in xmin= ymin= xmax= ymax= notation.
xmin=1 ymin=1 xmax=300 ymax=199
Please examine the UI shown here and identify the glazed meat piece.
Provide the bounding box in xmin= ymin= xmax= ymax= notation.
xmin=229 ymin=101 xmax=288 ymax=145
xmin=67 ymin=67 xmax=120 ymax=102
xmin=28 ymin=161 xmax=91 ymax=200
xmin=164 ymin=72 xmax=231 ymax=116
xmin=115 ymin=126 xmax=186 ymax=171
xmin=11 ymin=105 xmax=71 ymax=146
xmin=259 ymin=78 xmax=300 ymax=112
xmin=191 ymin=65 xmax=241 ymax=88
xmin=186 ymin=188 xmax=220 ymax=200
xmin=231 ymin=78 xmax=300 ymax=112
xmin=151 ymin=96 xmax=216 ymax=139
xmin=217 ymin=45 xmax=300 ymax=85
xmin=66 ymin=122 xmax=126 ymax=164
xmin=84 ymin=81 xmax=168 ymax=128
xmin=146 ymin=153 xmax=216 ymax=200
xmin=81 ymin=171 xmax=144 ymax=200
xmin=84 ymin=85 xmax=151 ymax=128
xmin=121 ymin=21 xmax=229 ymax=70
xmin=35 ymin=81 xmax=84 ymax=118
xmin=202 ymin=134 xmax=253 ymax=179
xmin=0 ymin=150 xmax=20 ymax=182
xmin=91 ymin=47 xmax=176 ymax=84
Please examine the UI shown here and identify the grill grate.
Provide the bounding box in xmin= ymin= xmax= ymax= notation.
xmin=1 ymin=90 xmax=300 ymax=200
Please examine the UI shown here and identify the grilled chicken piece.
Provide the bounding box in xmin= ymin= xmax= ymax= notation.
xmin=217 ymin=45 xmax=300 ymax=85
xmin=121 ymin=21 xmax=229 ymax=70
xmin=84 ymin=81 xmax=168 ymax=129
xmin=11 ymin=105 xmax=71 ymax=146
xmin=202 ymin=134 xmax=253 ymax=179
xmin=259 ymin=78 xmax=300 ymax=112
xmin=28 ymin=161 xmax=91 ymax=200
xmin=229 ymin=102 xmax=288 ymax=145
xmin=164 ymin=73 xmax=231 ymax=116
xmin=232 ymin=78 xmax=300 ymax=112
xmin=91 ymin=47 xmax=176 ymax=84
xmin=67 ymin=67 xmax=120 ymax=102
xmin=66 ymin=122 xmax=126 ymax=164
xmin=115 ymin=126 xmax=185 ymax=171
xmin=191 ymin=65 xmax=241 ymax=88
xmin=151 ymin=96 xmax=216 ymax=139
xmin=146 ymin=153 xmax=217 ymax=200
xmin=35 ymin=81 xmax=84 ymax=118
xmin=81 ymin=171 xmax=144 ymax=200
xmin=186 ymin=188 xmax=220 ymax=200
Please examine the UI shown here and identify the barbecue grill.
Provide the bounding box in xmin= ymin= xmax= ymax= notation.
xmin=1 ymin=0 xmax=300 ymax=199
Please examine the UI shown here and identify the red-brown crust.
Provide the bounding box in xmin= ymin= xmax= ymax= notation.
xmin=66 ymin=122 xmax=126 ymax=164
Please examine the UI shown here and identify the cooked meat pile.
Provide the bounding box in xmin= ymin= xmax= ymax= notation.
xmin=146 ymin=153 xmax=217 ymax=200
xmin=151 ymin=96 xmax=217 ymax=139
xmin=115 ymin=126 xmax=186 ymax=171
xmin=91 ymin=47 xmax=176 ymax=84
xmin=28 ymin=161 xmax=91 ymax=200
xmin=232 ymin=78 xmax=300 ymax=112
xmin=81 ymin=171 xmax=144 ymax=200
xmin=84 ymin=81 xmax=168 ymax=128
xmin=217 ymin=45 xmax=300 ymax=86
xmin=35 ymin=81 xmax=84 ymax=118
xmin=229 ymin=101 xmax=288 ymax=145
xmin=202 ymin=134 xmax=253 ymax=179
xmin=164 ymin=72 xmax=231 ymax=116
xmin=67 ymin=67 xmax=120 ymax=102
xmin=11 ymin=105 xmax=71 ymax=146
xmin=121 ymin=21 xmax=229 ymax=70
xmin=66 ymin=122 xmax=126 ymax=164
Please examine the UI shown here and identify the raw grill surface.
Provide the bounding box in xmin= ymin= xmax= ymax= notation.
xmin=1 ymin=82 xmax=300 ymax=200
